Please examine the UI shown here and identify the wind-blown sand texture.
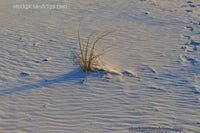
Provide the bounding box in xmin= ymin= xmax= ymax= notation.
xmin=0 ymin=0 xmax=200 ymax=132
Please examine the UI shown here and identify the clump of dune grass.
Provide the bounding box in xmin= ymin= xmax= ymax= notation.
xmin=71 ymin=24 xmax=115 ymax=72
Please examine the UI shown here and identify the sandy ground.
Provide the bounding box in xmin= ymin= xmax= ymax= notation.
xmin=0 ymin=0 xmax=200 ymax=132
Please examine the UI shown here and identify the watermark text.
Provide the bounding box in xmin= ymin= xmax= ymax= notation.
xmin=129 ymin=127 xmax=183 ymax=132
xmin=13 ymin=4 xmax=67 ymax=9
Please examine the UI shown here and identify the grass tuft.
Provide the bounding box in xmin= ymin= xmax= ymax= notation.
xmin=71 ymin=24 xmax=115 ymax=72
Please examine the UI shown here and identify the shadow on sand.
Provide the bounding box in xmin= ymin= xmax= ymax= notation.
xmin=0 ymin=68 xmax=88 ymax=96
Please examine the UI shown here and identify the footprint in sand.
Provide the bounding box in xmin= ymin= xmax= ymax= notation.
xmin=122 ymin=70 xmax=138 ymax=77
xmin=189 ymin=40 xmax=200 ymax=46
xmin=20 ymin=71 xmax=31 ymax=77
xmin=140 ymin=65 xmax=157 ymax=74
xmin=182 ymin=40 xmax=200 ymax=52
xmin=179 ymin=54 xmax=197 ymax=65
xmin=189 ymin=4 xmax=196 ymax=8
xmin=184 ymin=1 xmax=199 ymax=13
xmin=181 ymin=0 xmax=200 ymax=64
xmin=184 ymin=26 xmax=194 ymax=32
xmin=186 ymin=9 xmax=193 ymax=12
xmin=182 ymin=45 xmax=197 ymax=52
xmin=183 ymin=35 xmax=191 ymax=40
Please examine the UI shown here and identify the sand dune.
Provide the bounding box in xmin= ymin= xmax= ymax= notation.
xmin=0 ymin=0 xmax=200 ymax=132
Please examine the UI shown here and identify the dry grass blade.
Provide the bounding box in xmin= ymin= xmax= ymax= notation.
xmin=77 ymin=23 xmax=84 ymax=63
xmin=71 ymin=23 xmax=115 ymax=72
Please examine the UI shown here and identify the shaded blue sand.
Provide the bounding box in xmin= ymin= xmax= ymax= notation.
xmin=0 ymin=69 xmax=87 ymax=96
